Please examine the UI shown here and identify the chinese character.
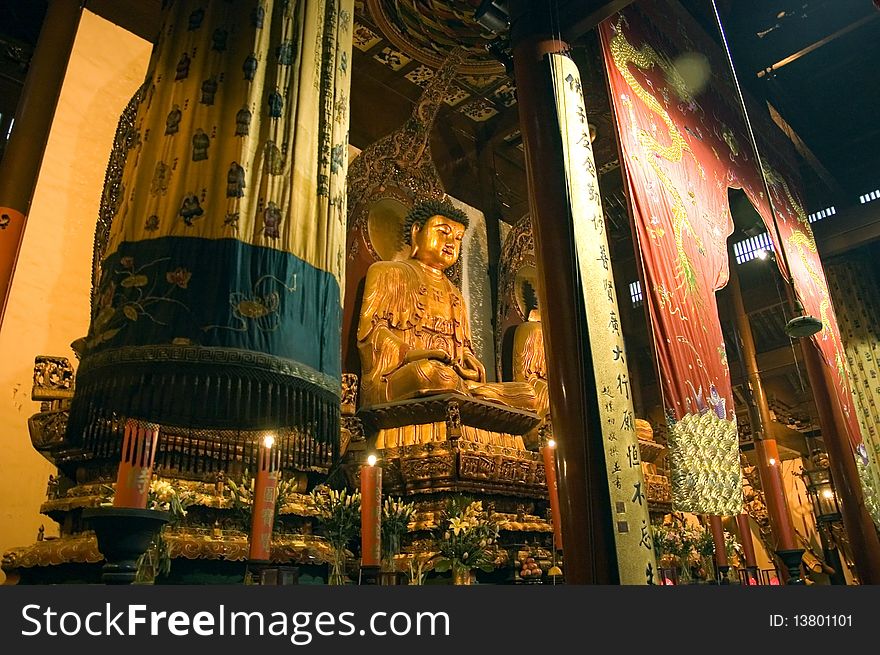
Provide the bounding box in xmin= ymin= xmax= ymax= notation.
xmin=604 ymin=280 xmax=614 ymax=302
xmin=611 ymin=461 xmax=621 ymax=474
xmin=639 ymin=520 xmax=652 ymax=550
xmin=627 ymin=444 xmax=640 ymax=467
xmin=621 ymin=409 xmax=634 ymax=432
xmin=612 ymin=344 xmax=624 ymax=362
xmin=617 ymin=373 xmax=630 ymax=399
xmin=632 ymin=481 xmax=645 ymax=506
xmin=134 ymin=468 xmax=151 ymax=494
xmin=609 ymin=311 xmax=620 ymax=335
xmin=592 ymin=211 xmax=605 ymax=235
xmin=646 ymin=563 xmax=656 ymax=585
xmin=597 ymin=245 xmax=609 ymax=270
xmin=614 ymin=475 xmax=622 ymax=489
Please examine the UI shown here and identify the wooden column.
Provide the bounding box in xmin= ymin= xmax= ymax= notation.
xmin=727 ymin=251 xmax=799 ymax=555
xmin=736 ymin=513 xmax=760 ymax=584
xmin=801 ymin=340 xmax=880 ymax=584
xmin=510 ymin=0 xmax=616 ymax=583
xmin=709 ymin=515 xmax=729 ymax=583
xmin=0 ymin=0 xmax=82 ymax=328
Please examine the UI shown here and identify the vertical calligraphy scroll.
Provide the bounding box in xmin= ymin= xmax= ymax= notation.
xmin=550 ymin=53 xmax=658 ymax=584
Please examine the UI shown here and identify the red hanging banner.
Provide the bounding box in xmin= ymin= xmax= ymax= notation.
xmin=600 ymin=0 xmax=870 ymax=510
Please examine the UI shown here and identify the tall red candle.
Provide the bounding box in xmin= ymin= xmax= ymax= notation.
xmin=541 ymin=440 xmax=564 ymax=552
xmin=248 ymin=434 xmax=279 ymax=562
xmin=360 ymin=455 xmax=381 ymax=568
xmin=113 ymin=419 xmax=159 ymax=508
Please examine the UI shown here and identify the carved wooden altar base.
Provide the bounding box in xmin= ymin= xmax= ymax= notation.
xmin=352 ymin=393 xmax=547 ymax=500
xmin=2 ymin=483 xmax=336 ymax=584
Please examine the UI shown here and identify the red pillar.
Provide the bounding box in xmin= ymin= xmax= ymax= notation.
xmin=510 ymin=0 xmax=617 ymax=583
xmin=801 ymin=341 xmax=880 ymax=584
xmin=709 ymin=515 xmax=729 ymax=582
xmin=727 ymin=245 xmax=800 ymax=582
xmin=736 ymin=513 xmax=760 ymax=584
xmin=0 ymin=0 xmax=82 ymax=328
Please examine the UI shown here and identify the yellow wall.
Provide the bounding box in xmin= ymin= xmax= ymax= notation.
xmin=0 ymin=11 xmax=150 ymax=582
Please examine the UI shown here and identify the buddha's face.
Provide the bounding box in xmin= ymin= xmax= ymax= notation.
xmin=411 ymin=214 xmax=466 ymax=271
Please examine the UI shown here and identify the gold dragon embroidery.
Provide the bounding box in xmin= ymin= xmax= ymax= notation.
xmin=610 ymin=20 xmax=705 ymax=297
xmin=765 ymin=166 xmax=847 ymax=384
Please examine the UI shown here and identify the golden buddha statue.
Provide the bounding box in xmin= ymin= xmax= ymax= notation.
xmin=512 ymin=307 xmax=549 ymax=419
xmin=357 ymin=199 xmax=537 ymax=412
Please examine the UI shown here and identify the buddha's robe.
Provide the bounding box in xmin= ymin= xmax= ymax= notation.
xmin=512 ymin=319 xmax=549 ymax=418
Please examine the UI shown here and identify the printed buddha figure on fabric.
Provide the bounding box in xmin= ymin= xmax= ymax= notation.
xmin=357 ymin=200 xmax=537 ymax=412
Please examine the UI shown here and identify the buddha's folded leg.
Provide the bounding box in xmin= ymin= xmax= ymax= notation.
xmin=385 ymin=359 xmax=468 ymax=401
xmin=465 ymin=381 xmax=538 ymax=412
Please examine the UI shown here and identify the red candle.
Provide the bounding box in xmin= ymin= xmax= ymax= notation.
xmin=360 ymin=455 xmax=381 ymax=568
xmin=248 ymin=434 xmax=279 ymax=562
xmin=541 ymin=440 xmax=564 ymax=552
xmin=113 ymin=419 xmax=159 ymax=508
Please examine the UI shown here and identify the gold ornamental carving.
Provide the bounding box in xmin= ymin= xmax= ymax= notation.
xmin=32 ymin=356 xmax=75 ymax=402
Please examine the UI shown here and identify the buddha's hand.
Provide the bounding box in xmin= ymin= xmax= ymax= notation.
xmin=404 ymin=348 xmax=451 ymax=364
xmin=455 ymin=351 xmax=485 ymax=382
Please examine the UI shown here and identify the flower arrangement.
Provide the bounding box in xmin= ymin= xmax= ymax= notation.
xmin=309 ymin=486 xmax=361 ymax=584
xmin=652 ymin=519 xmax=709 ymax=580
xmin=724 ymin=529 xmax=742 ymax=563
xmin=431 ymin=496 xmax=499 ymax=583
xmin=381 ymin=497 xmax=415 ymax=570
xmin=693 ymin=526 xmax=716 ymax=560
xmin=653 ymin=518 xmax=744 ymax=583
xmin=146 ymin=479 xmax=194 ymax=519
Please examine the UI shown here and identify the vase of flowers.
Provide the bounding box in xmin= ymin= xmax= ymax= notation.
xmin=431 ymin=496 xmax=499 ymax=585
xmin=693 ymin=525 xmax=716 ymax=582
xmin=652 ymin=519 xmax=705 ymax=584
xmin=381 ymin=497 xmax=415 ymax=578
xmin=451 ymin=560 xmax=475 ymax=586
xmin=310 ymin=487 xmax=361 ymax=585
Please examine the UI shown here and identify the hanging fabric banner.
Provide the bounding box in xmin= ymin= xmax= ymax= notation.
xmin=600 ymin=14 xmax=742 ymax=516
xmin=826 ymin=257 xmax=880 ymax=530
xmin=550 ymin=53 xmax=658 ymax=584
xmin=600 ymin=0 xmax=870 ymax=515
xmin=67 ymin=0 xmax=354 ymax=469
